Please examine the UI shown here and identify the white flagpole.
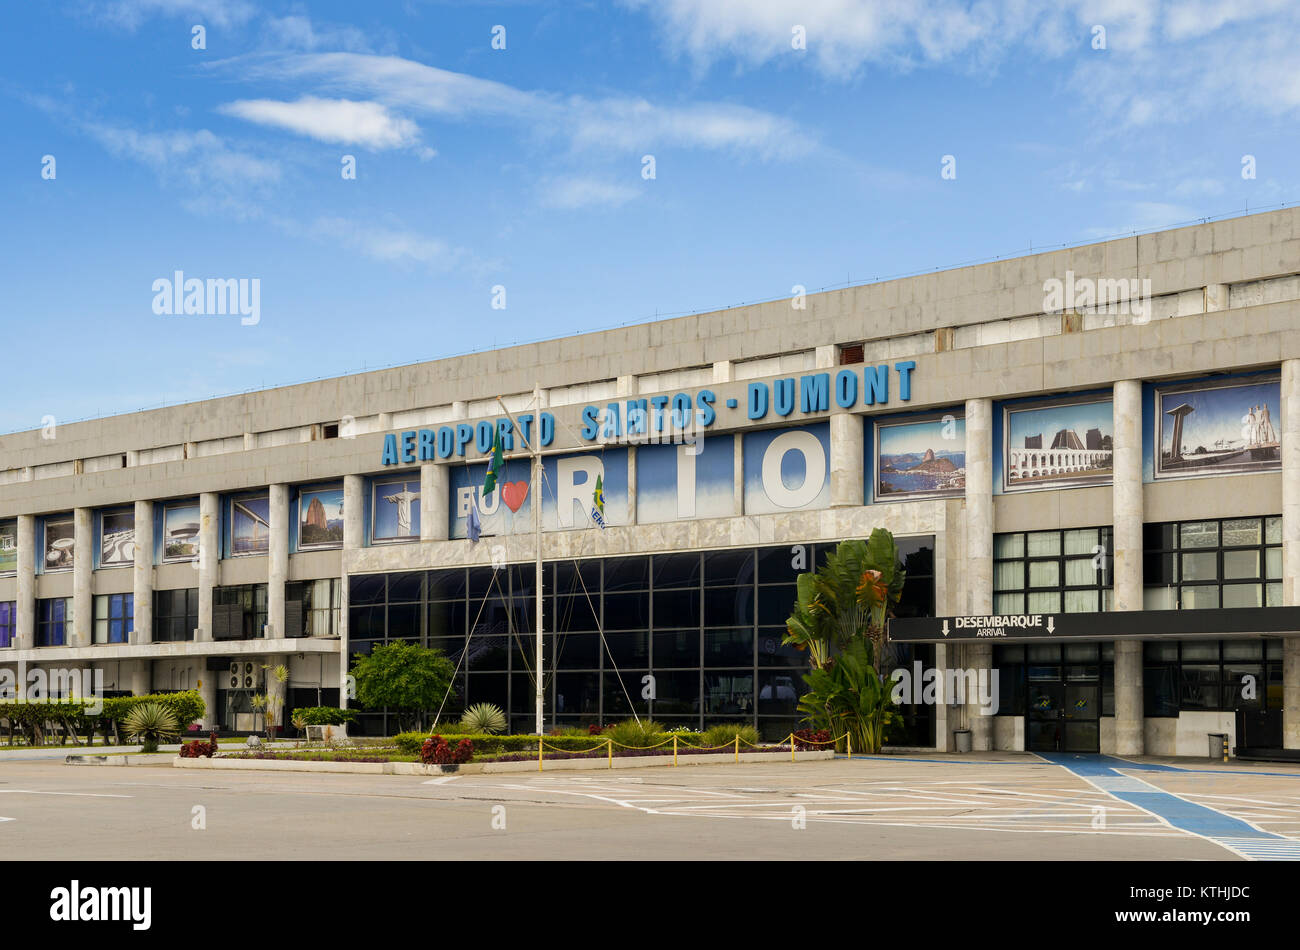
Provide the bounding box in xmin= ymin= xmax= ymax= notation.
xmin=495 ymin=388 xmax=545 ymax=736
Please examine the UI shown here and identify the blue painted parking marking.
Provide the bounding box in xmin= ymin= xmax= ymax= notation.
xmin=1038 ymin=753 xmax=1299 ymax=860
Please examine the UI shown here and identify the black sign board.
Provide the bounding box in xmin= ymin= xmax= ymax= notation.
xmin=889 ymin=606 xmax=1300 ymax=643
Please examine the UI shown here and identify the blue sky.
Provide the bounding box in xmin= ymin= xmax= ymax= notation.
xmin=2 ymin=1 xmax=1299 ymax=434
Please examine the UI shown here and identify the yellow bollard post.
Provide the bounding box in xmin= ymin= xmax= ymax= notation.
xmin=734 ymin=734 xmax=739 ymax=763
xmin=538 ymin=735 xmax=543 ymax=772
xmin=608 ymin=737 xmax=613 ymax=769
xmin=790 ymin=734 xmax=795 ymax=763
xmin=847 ymin=733 xmax=852 ymax=760
xmin=673 ymin=734 xmax=678 ymax=766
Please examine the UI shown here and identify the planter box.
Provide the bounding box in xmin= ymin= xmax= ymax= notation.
xmin=305 ymin=724 xmax=348 ymax=743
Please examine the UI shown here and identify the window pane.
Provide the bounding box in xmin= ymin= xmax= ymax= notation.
xmin=1181 ymin=552 xmax=1217 ymax=581
xmin=1222 ymin=584 xmax=1262 ymax=608
xmin=654 ymin=589 xmax=700 ymax=628
xmin=706 ymin=587 xmax=755 ymax=627
xmin=1144 ymin=523 xmax=1176 ymax=551
xmin=1026 ymin=532 xmax=1060 ymax=557
xmin=1063 ymin=529 xmax=1098 ymax=556
xmin=1180 ymin=521 xmax=1219 ymax=548
xmin=994 ymin=561 xmax=1023 ymax=591
xmin=703 ymin=550 xmax=754 ymax=587
xmin=1144 ymin=586 xmax=1176 ymax=609
xmin=1064 ymin=589 xmax=1099 ymax=613
xmin=1028 ymin=561 xmax=1059 ymax=587
xmin=653 ymin=630 xmax=700 ymax=668
xmin=1179 ymin=664 xmax=1220 ymax=710
xmin=994 ymin=592 xmax=1024 ymax=614
xmin=1181 ymin=641 xmax=1218 ymax=661
xmin=1265 ymin=548 xmax=1282 ymax=579
xmin=705 ymin=628 xmax=753 ymax=666
xmin=1267 ymin=582 xmax=1283 ymax=606
xmin=1222 ymin=640 xmax=1262 ymax=660
xmin=1265 ymin=516 xmax=1282 ymax=545
xmin=1181 ymin=585 xmax=1220 ymax=609
xmin=703 ymin=671 xmax=753 ymax=716
xmin=1027 ymin=591 xmax=1061 ymax=613
xmin=994 ymin=534 xmax=1024 ymax=559
xmin=1144 ymin=553 xmax=1178 ymax=585
xmin=1223 ymin=664 xmax=1263 ymax=710
xmin=1222 ymin=518 xmax=1261 ymax=546
xmin=1064 ymin=557 xmax=1097 ymax=587
xmin=1223 ymin=550 xmax=1259 ymax=580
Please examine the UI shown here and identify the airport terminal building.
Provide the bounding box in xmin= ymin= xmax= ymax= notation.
xmin=1 ymin=208 xmax=1298 ymax=756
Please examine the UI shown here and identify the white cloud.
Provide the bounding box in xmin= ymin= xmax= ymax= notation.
xmin=84 ymin=0 xmax=257 ymax=30
xmin=210 ymin=52 xmax=813 ymax=159
xmin=304 ymin=216 xmax=473 ymax=270
xmin=218 ymin=97 xmax=421 ymax=150
xmin=539 ymin=177 xmax=640 ymax=210
xmin=263 ymin=14 xmax=373 ymax=52
xmin=83 ymin=122 xmax=280 ymax=186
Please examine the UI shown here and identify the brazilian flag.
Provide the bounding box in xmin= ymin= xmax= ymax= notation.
xmin=482 ymin=428 xmax=504 ymax=496
xmin=591 ymin=474 xmax=606 ymax=528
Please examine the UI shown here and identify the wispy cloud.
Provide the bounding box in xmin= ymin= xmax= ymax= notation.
xmin=208 ymin=51 xmax=813 ymax=159
xmin=539 ymin=177 xmax=640 ymax=210
xmin=218 ymin=96 xmax=422 ymax=150
xmin=83 ymin=0 xmax=257 ymax=31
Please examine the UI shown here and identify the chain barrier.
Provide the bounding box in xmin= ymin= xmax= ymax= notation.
xmin=525 ymin=730 xmax=853 ymax=769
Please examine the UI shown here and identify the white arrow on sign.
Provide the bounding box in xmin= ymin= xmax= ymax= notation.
xmin=1046 ymin=617 xmax=1055 ymax=633
xmin=941 ymin=620 xmax=949 ymax=637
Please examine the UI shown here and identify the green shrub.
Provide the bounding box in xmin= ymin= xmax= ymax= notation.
xmin=427 ymin=719 xmax=475 ymax=735
xmin=605 ymin=718 xmax=667 ymax=750
xmin=292 ymin=706 xmax=357 ymax=727
xmin=391 ymin=732 xmax=610 ymax=758
xmin=122 ymin=703 xmax=181 ymax=753
xmin=459 ymin=703 xmax=506 ymax=734
xmin=702 ymin=723 xmax=761 ymax=749
xmin=101 ymin=691 xmax=205 ymax=730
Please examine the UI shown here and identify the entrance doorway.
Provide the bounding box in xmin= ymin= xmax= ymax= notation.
xmin=1026 ymin=644 xmax=1101 ymax=753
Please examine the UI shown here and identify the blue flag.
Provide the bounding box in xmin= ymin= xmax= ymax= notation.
xmin=467 ymin=500 xmax=482 ymax=543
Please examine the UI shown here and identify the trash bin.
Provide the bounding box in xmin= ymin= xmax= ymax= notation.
xmin=954 ymin=729 xmax=972 ymax=753
xmin=1208 ymin=733 xmax=1228 ymax=762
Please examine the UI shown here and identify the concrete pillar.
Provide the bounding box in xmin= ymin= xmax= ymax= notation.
xmin=73 ymin=508 xmax=93 ymax=648
xmin=197 ymin=492 xmax=219 ymax=641
xmin=419 ymin=463 xmax=449 ymax=542
xmin=1282 ymin=360 xmax=1300 ymax=749
xmin=964 ymin=398 xmax=993 ymax=751
xmin=340 ymin=474 xmax=364 ymax=709
xmin=129 ymin=660 xmax=151 ymax=697
xmin=829 ymin=412 xmax=864 ymax=507
xmin=343 ymin=474 xmax=365 ymax=551
xmin=132 ymin=501 xmax=153 ymax=645
xmin=16 ymin=515 xmax=34 ymax=650
xmin=198 ymin=675 xmax=218 ymax=730
xmin=1112 ymin=379 xmax=1145 ymax=754
xmin=267 ymin=484 xmax=288 ymax=640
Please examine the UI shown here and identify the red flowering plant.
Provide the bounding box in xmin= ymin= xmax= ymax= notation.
xmin=179 ymin=730 xmax=220 ymax=758
xmin=419 ymin=735 xmax=474 ymax=766
xmin=792 ymin=728 xmax=832 ymax=751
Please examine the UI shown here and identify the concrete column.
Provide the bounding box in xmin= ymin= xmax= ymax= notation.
xmin=198 ymin=675 xmax=218 ymax=730
xmin=197 ymin=492 xmax=219 ymax=641
xmin=829 ymin=411 xmax=864 ymax=507
xmin=964 ymin=398 xmax=993 ymax=751
xmin=419 ymin=463 xmax=448 ymax=542
xmin=1112 ymin=379 xmax=1145 ymax=754
xmin=267 ymin=484 xmax=288 ymax=639
xmin=132 ymin=501 xmax=153 ymax=645
xmin=129 ymin=659 xmax=150 ymax=696
xmin=73 ymin=508 xmax=93 ymax=648
xmin=1282 ymin=360 xmax=1300 ymax=749
xmin=343 ymin=475 xmax=365 ymax=551
xmin=16 ymin=515 xmax=34 ymax=650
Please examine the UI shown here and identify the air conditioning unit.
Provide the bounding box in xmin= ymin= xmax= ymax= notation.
xmin=228 ymin=661 xmax=258 ymax=689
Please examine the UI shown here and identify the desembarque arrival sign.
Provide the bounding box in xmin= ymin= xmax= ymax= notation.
xmin=889 ymin=607 xmax=1300 ymax=643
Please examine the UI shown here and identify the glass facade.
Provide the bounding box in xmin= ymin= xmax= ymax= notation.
xmin=0 ymin=602 xmax=14 ymax=648
xmin=36 ymin=598 xmax=72 ymax=647
xmin=1144 ymin=639 xmax=1284 ymax=717
xmin=153 ymin=588 xmax=197 ymax=642
xmin=93 ymin=593 xmax=134 ymax=644
xmin=1143 ymin=516 xmax=1282 ymax=610
xmin=348 ymin=538 xmax=936 ymax=740
xmin=993 ymin=527 xmax=1113 ymax=614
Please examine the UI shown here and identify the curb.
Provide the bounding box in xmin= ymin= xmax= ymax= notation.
xmin=65 ymin=753 xmax=178 ymax=766
xmin=171 ymin=749 xmax=836 ymax=776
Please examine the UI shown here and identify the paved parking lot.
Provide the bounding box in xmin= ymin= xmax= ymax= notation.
xmin=3 ymin=752 xmax=1299 ymax=860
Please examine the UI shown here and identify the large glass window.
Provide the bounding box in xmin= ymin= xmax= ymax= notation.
xmin=1143 ymin=639 xmax=1281 ymax=716
xmin=36 ymin=598 xmax=72 ymax=647
xmin=287 ymin=579 xmax=341 ymax=637
xmin=994 ymin=527 xmax=1112 ymax=614
xmin=153 ymin=588 xmax=197 ymax=642
xmin=1143 ymin=516 xmax=1281 ymax=609
xmin=213 ymin=584 xmax=268 ymax=640
xmin=93 ymin=593 xmax=134 ymax=644
xmin=346 ymin=539 xmax=938 ymax=741
xmin=0 ymin=602 xmax=15 ymax=647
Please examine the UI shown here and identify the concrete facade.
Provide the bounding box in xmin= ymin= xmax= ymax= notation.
xmin=0 ymin=208 xmax=1298 ymax=749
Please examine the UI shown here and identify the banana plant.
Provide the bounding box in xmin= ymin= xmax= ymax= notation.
xmin=796 ymin=639 xmax=900 ymax=753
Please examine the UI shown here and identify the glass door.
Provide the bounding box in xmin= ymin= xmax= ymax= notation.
xmin=1026 ymin=644 xmax=1101 ymax=753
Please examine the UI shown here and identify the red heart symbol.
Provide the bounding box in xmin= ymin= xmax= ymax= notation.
xmin=500 ymin=481 xmax=529 ymax=513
